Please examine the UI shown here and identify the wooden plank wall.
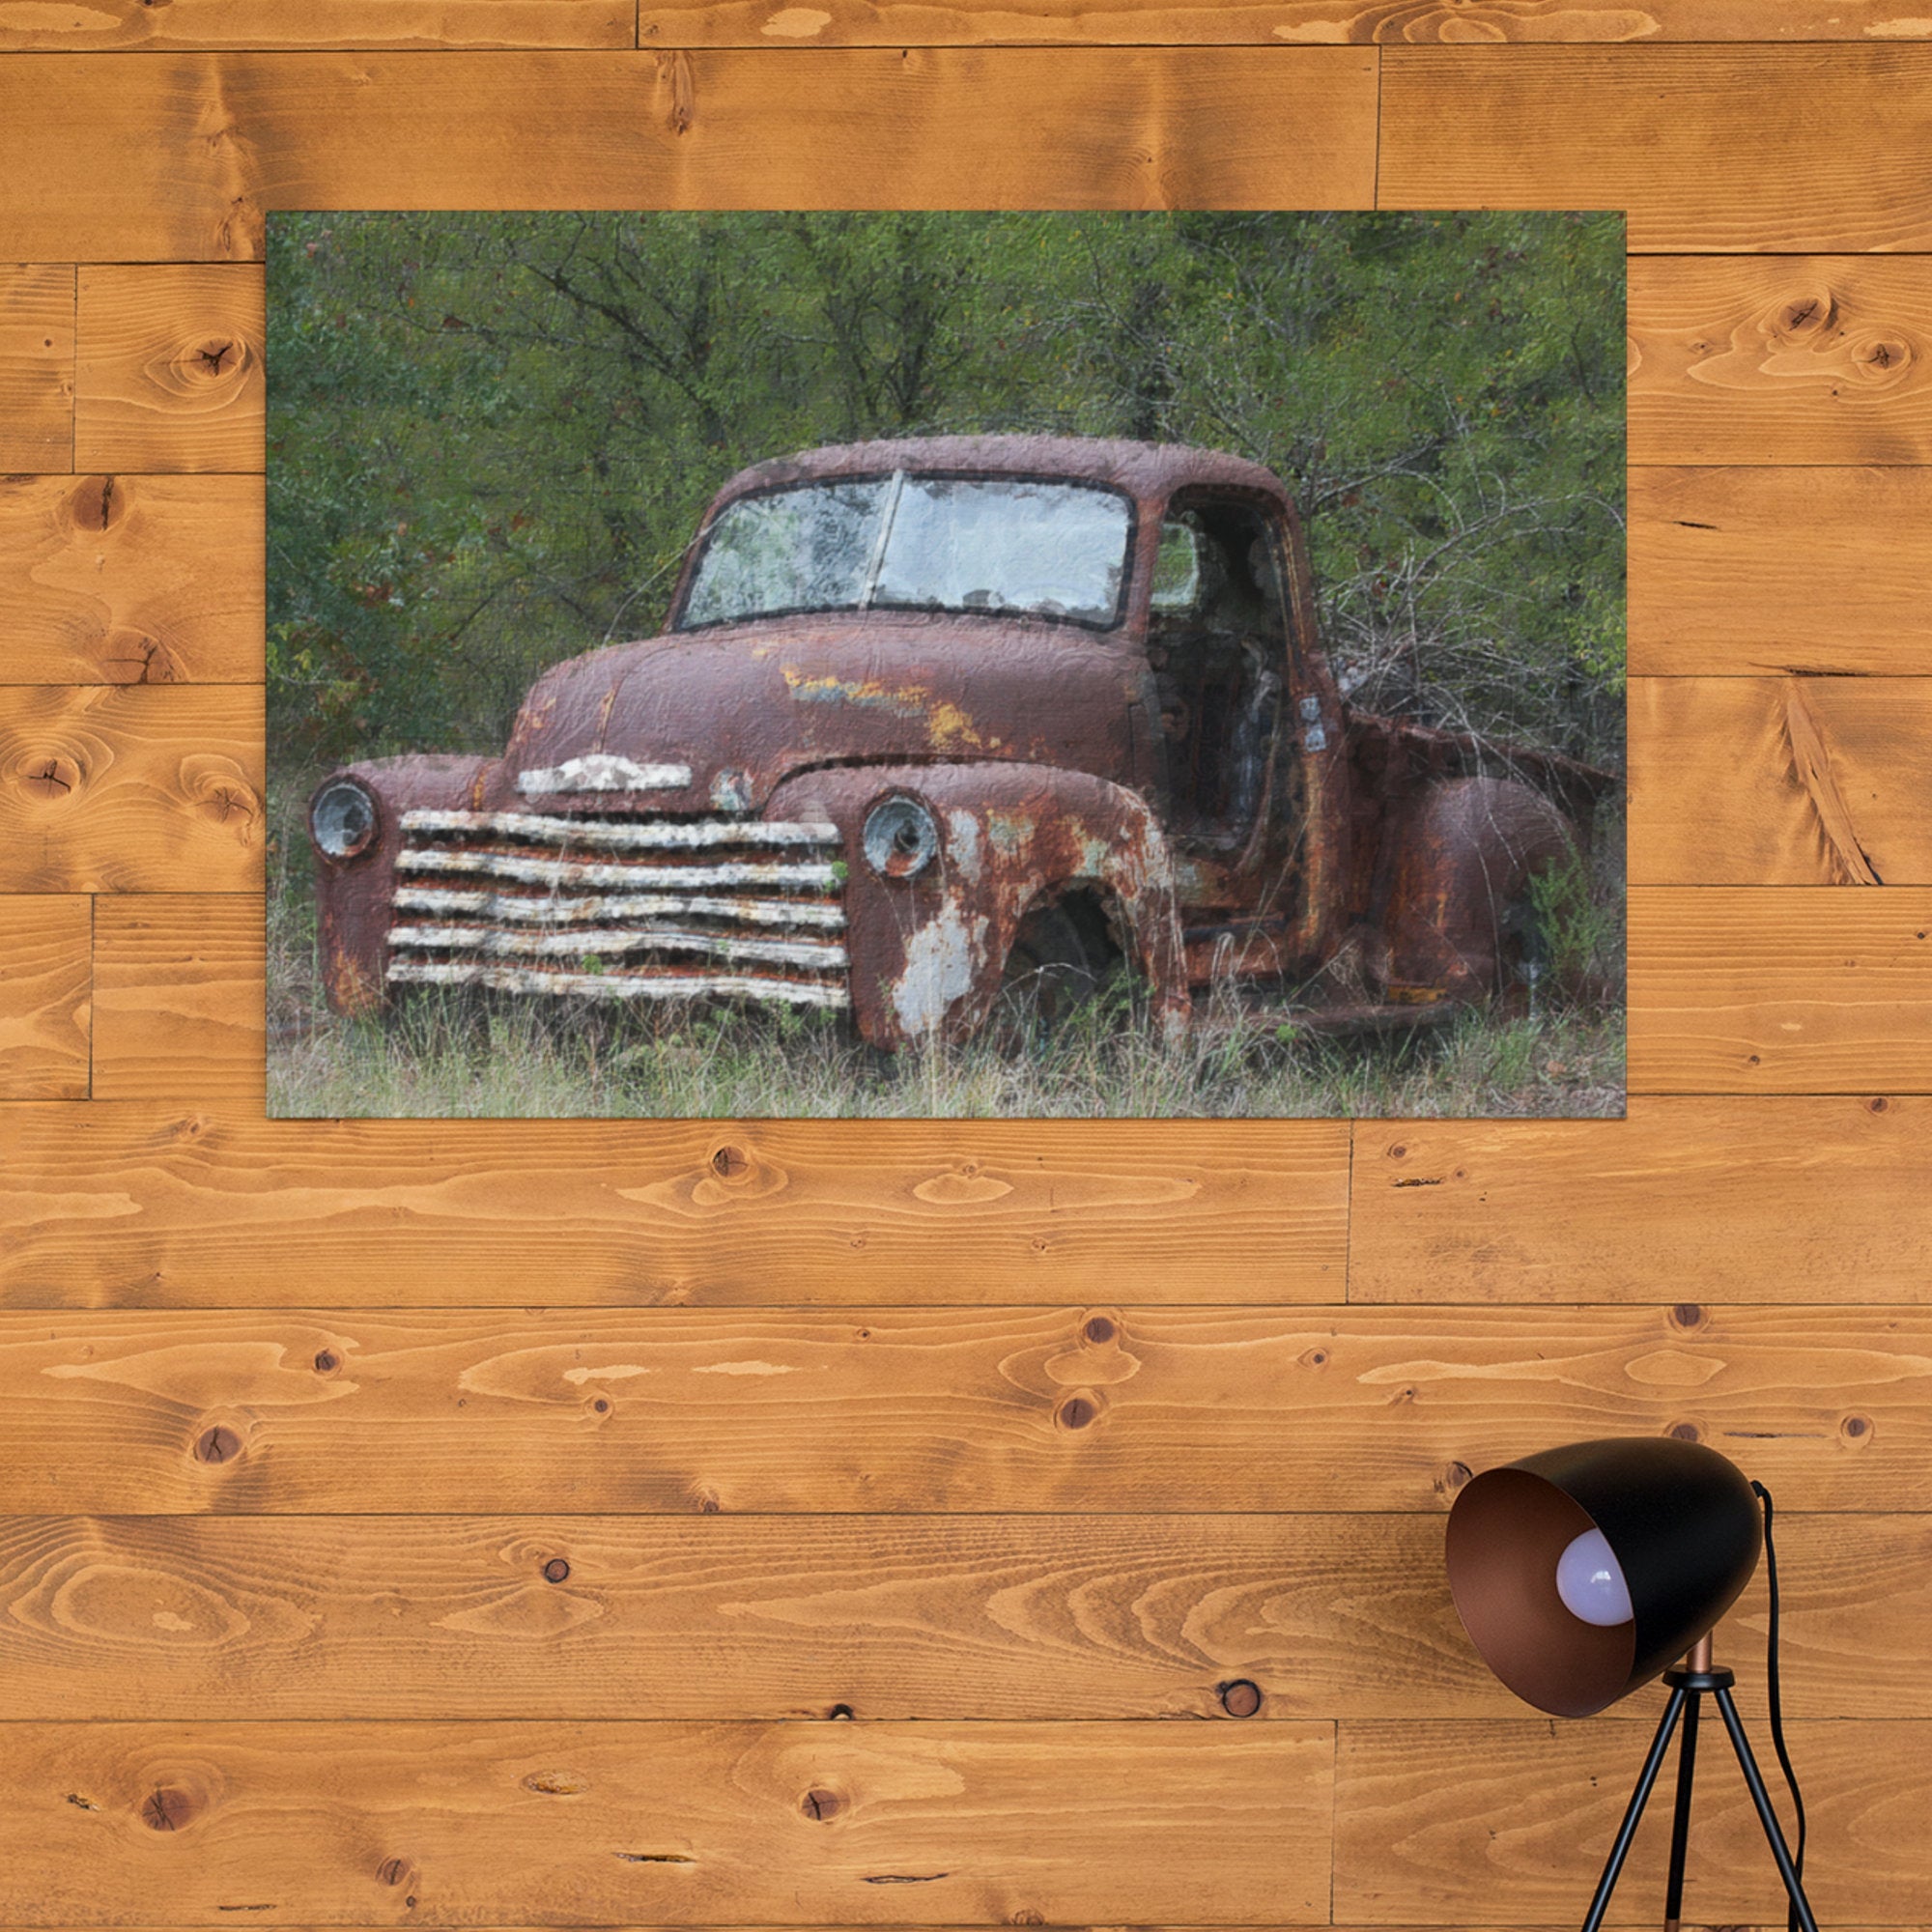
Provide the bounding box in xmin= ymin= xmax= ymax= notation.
xmin=1 ymin=8 xmax=1928 ymax=1930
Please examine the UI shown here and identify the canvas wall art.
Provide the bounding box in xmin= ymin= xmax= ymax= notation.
xmin=268 ymin=210 xmax=1626 ymax=1119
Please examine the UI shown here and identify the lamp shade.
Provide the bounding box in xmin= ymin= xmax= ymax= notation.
xmin=1445 ymin=1437 xmax=1762 ymax=1719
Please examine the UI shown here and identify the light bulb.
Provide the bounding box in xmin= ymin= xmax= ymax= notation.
xmin=1555 ymin=1527 xmax=1634 ymax=1627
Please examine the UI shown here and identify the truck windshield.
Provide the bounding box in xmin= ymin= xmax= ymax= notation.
xmin=678 ymin=473 xmax=1131 ymax=630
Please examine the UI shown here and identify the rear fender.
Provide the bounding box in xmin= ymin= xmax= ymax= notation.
xmin=1381 ymin=776 xmax=1580 ymax=1002
xmin=767 ymin=762 xmax=1189 ymax=1049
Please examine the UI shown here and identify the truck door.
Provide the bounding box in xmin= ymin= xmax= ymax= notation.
xmin=1146 ymin=493 xmax=1293 ymax=908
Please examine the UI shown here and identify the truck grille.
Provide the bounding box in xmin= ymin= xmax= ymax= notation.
xmin=384 ymin=808 xmax=850 ymax=1009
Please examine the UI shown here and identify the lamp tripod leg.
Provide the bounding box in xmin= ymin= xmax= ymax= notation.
xmin=1578 ymin=1686 xmax=1688 ymax=1932
xmin=1711 ymin=1686 xmax=1821 ymax=1932
xmin=1662 ymin=1690 xmax=1700 ymax=1932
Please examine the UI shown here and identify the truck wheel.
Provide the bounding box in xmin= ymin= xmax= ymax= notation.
xmin=999 ymin=895 xmax=1117 ymax=1028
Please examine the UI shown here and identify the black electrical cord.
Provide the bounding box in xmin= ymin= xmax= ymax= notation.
xmin=1751 ymin=1479 xmax=1806 ymax=1932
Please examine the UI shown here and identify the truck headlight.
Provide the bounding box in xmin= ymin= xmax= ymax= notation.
xmin=863 ymin=796 xmax=938 ymax=880
xmin=311 ymin=778 xmax=378 ymax=860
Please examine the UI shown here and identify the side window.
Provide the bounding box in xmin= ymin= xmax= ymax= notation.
xmin=1151 ymin=519 xmax=1204 ymax=613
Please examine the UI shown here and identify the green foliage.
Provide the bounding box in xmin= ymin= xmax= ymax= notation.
xmin=268 ymin=211 xmax=1624 ymax=778
xmin=1527 ymin=850 xmax=1620 ymax=985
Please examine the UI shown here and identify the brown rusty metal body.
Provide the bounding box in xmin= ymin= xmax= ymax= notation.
xmin=307 ymin=434 xmax=1619 ymax=1046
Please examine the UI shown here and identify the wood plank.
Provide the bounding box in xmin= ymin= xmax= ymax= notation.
xmin=0 ymin=1511 xmax=1916 ymax=1723
xmin=1629 ymin=888 xmax=1932 ymax=1094
xmin=0 ymin=1720 xmax=1333 ymax=1925
xmin=91 ymin=895 xmax=264 ymax=1102
xmin=1336 ymin=1718 xmax=1924 ymax=1923
xmin=12 ymin=0 xmax=1915 ymax=41
xmin=1630 ymin=256 xmax=1932 ymax=466
xmin=0 ymin=0 xmax=636 ymax=49
xmin=0 ymin=51 xmax=1378 ymax=262
xmin=1629 ymin=677 xmax=1932 ymax=884
xmin=1381 ymin=45 xmax=1932 ymax=252
xmin=640 ymin=0 xmax=1932 ymax=37
xmin=0 ymin=687 xmax=263 ymax=892
xmin=0 ymin=265 xmax=72 ymax=470
xmin=0 ymin=896 xmax=90 ymax=1100
xmin=0 ymin=474 xmax=262 ymax=686
xmin=1350 ymin=1095 xmax=1932 ymax=1302
xmin=0 ymin=1113 xmax=1345 ymax=1306
xmin=0 ymin=1109 xmax=1347 ymax=1306
xmin=0 ymin=1304 xmax=1921 ymax=1514
xmin=1629 ymin=468 xmax=1932 ymax=677
xmin=74 ymin=265 xmax=264 ymax=472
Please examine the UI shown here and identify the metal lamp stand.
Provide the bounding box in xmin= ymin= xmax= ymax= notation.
xmin=1577 ymin=1634 xmax=1819 ymax=1932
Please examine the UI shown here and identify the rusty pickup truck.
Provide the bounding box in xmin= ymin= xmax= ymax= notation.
xmin=307 ymin=435 xmax=1617 ymax=1047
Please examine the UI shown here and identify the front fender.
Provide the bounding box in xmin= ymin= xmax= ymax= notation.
xmin=310 ymin=753 xmax=497 ymax=1015
xmin=766 ymin=762 xmax=1188 ymax=1049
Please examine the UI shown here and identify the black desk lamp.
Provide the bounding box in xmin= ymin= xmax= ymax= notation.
xmin=1444 ymin=1437 xmax=1818 ymax=1932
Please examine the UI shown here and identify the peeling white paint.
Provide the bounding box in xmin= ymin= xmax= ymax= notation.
xmin=395 ymin=849 xmax=840 ymax=891
xmin=392 ymin=885 xmax=845 ymax=930
xmin=893 ymin=898 xmax=986 ymax=1039
xmin=388 ymin=923 xmax=847 ymax=971
xmin=944 ymin=810 xmax=983 ymax=884
xmin=516 ymin=755 xmax=692 ymax=795
xmin=404 ymin=808 xmax=838 ymax=850
xmin=387 ymin=960 xmax=850 ymax=1008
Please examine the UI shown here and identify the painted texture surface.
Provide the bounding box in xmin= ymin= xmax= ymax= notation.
xmin=1 ymin=15 xmax=1931 ymax=1932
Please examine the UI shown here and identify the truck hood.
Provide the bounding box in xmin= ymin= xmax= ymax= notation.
xmin=497 ymin=612 xmax=1144 ymax=814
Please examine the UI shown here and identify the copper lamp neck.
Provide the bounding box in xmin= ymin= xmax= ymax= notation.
xmin=1686 ymin=1632 xmax=1713 ymax=1672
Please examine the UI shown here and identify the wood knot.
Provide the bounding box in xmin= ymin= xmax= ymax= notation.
xmin=377 ymin=1857 xmax=415 ymax=1889
xmin=1082 ymin=1314 xmax=1116 ymax=1345
xmin=71 ymin=474 xmax=125 ymax=534
xmin=800 ymin=1788 xmax=842 ymax=1821
xmin=1387 ymin=1142 xmax=1406 ymax=1159
xmin=20 ymin=754 xmax=79 ymax=801
xmin=313 ymin=1350 xmax=339 ymax=1374
xmin=1056 ymin=1391 xmax=1100 ymax=1431
xmin=1008 ymin=1913 xmax=1045 ymax=1925
xmin=827 ymin=1703 xmax=854 ymax=1720
xmin=1668 ymin=1303 xmax=1706 ymax=1333
xmin=141 ymin=1785 xmax=199 ymax=1832
xmin=710 ymin=1143 xmax=751 ymax=1179
xmin=1298 ymin=1347 xmax=1329 ymax=1369
xmin=189 ymin=339 xmax=239 ymax=379
xmin=1841 ymin=1413 xmax=1872 ymax=1441
xmin=1668 ymin=1420 xmax=1703 ymax=1443
xmin=193 ymin=1425 xmax=242 ymax=1465
xmin=1868 ymin=1096 xmax=1890 ymax=1114
xmin=1219 ymin=1679 xmax=1263 ymax=1719
xmin=542 ymin=1557 xmax=571 ymax=1584
xmin=1435 ymin=1460 xmax=1473 ymax=1495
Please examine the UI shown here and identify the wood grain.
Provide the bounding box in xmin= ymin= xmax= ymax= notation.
xmin=0 ymin=264 xmax=72 ymax=469
xmin=0 ymin=1108 xmax=1347 ymax=1305
xmin=1336 ymin=1719 xmax=1926 ymax=1923
xmin=1350 ymin=1096 xmax=1932 ymax=1301
xmin=0 ymin=1511 xmax=1916 ymax=1722
xmin=1629 ymin=889 xmax=1932 ymax=1094
xmin=3 ymin=0 xmax=1924 ymax=44
xmin=1630 ymin=678 xmax=1932 ymax=884
xmin=75 ymin=265 xmax=264 ymax=470
xmin=91 ymin=895 xmax=264 ymax=1102
xmin=0 ymin=1720 xmax=1333 ymax=1925
xmin=1630 ymin=256 xmax=1932 ymax=466
xmin=1630 ymin=468 xmax=1932 ymax=677
xmin=0 ymin=474 xmax=262 ymax=685
xmin=0 ymin=686 xmax=263 ymax=892
xmin=0 ymin=896 xmax=90 ymax=1100
xmin=0 ymin=1304 xmax=1918 ymax=1515
xmin=1381 ymin=45 xmax=1932 ymax=252
xmin=636 ymin=0 xmax=1932 ymax=39
xmin=0 ymin=0 xmax=635 ymax=49
xmin=0 ymin=51 xmax=1379 ymax=262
